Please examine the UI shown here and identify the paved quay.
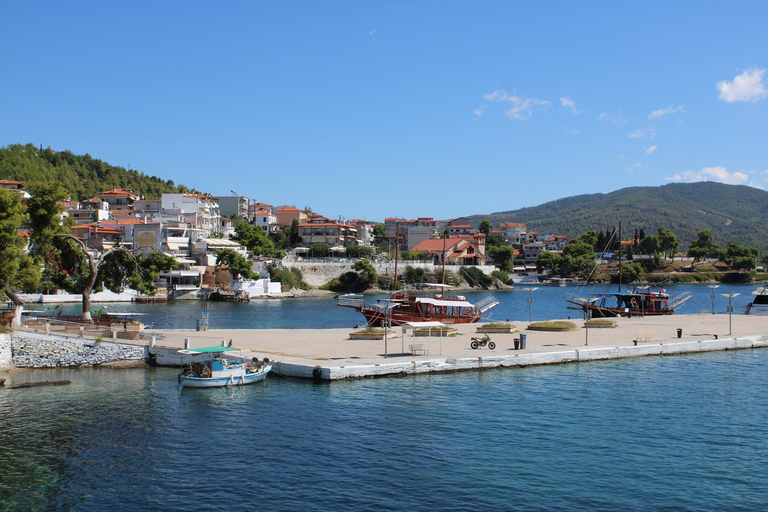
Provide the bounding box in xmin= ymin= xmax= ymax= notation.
xmin=149 ymin=314 xmax=768 ymax=380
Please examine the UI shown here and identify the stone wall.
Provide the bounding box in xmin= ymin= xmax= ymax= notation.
xmin=284 ymin=260 xmax=497 ymax=287
xmin=0 ymin=333 xmax=11 ymax=371
xmin=6 ymin=331 xmax=148 ymax=369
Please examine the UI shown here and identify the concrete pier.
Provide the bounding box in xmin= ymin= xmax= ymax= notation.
xmin=147 ymin=314 xmax=768 ymax=380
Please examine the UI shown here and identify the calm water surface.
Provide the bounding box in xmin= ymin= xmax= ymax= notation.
xmin=32 ymin=283 xmax=761 ymax=330
xmin=2 ymin=349 xmax=768 ymax=511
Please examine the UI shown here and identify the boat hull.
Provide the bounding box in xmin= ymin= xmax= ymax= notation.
xmin=179 ymin=365 xmax=271 ymax=388
xmin=357 ymin=308 xmax=481 ymax=327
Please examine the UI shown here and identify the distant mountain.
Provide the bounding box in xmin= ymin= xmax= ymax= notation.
xmin=0 ymin=143 xmax=194 ymax=200
xmin=468 ymin=182 xmax=768 ymax=253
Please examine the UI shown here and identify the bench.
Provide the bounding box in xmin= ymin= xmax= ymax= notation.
xmin=633 ymin=332 xmax=650 ymax=345
xmin=409 ymin=344 xmax=427 ymax=355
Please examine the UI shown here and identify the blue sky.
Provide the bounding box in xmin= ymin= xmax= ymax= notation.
xmin=3 ymin=1 xmax=767 ymax=223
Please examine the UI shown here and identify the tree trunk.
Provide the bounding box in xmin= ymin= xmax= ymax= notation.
xmin=81 ymin=254 xmax=99 ymax=321
xmin=3 ymin=281 xmax=24 ymax=329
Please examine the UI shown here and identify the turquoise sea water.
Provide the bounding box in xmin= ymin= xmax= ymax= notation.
xmin=2 ymin=349 xmax=768 ymax=511
xmin=31 ymin=283 xmax=760 ymax=330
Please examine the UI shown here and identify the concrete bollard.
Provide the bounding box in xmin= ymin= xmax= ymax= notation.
xmin=149 ymin=336 xmax=156 ymax=348
xmin=112 ymin=331 xmax=118 ymax=340
xmin=80 ymin=326 xmax=85 ymax=338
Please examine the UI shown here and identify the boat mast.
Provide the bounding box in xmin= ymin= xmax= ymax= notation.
xmin=393 ymin=226 xmax=399 ymax=291
xmin=618 ymin=220 xmax=622 ymax=293
xmin=441 ymin=231 xmax=447 ymax=297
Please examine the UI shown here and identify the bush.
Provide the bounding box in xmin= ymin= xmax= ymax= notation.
xmin=459 ymin=267 xmax=494 ymax=289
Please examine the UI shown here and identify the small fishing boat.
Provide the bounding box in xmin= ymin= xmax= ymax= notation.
xmin=178 ymin=346 xmax=271 ymax=388
xmin=745 ymin=286 xmax=768 ymax=316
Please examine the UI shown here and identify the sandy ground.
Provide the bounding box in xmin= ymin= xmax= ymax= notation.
xmin=150 ymin=313 xmax=767 ymax=366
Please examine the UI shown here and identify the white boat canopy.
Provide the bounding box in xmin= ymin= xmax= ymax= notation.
xmin=416 ymin=297 xmax=474 ymax=308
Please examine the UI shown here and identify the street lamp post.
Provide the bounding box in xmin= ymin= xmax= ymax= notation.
xmin=522 ymin=287 xmax=538 ymax=322
xmin=708 ymin=285 xmax=720 ymax=314
xmin=720 ymin=293 xmax=740 ymax=336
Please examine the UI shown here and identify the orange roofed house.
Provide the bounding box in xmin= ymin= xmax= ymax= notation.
xmin=99 ymin=188 xmax=140 ymax=211
xmin=412 ymin=234 xmax=487 ymax=266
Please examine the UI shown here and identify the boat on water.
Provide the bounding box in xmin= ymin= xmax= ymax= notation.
xmin=337 ymin=285 xmax=499 ymax=327
xmin=745 ymin=286 xmax=768 ymax=316
xmin=178 ymin=346 xmax=271 ymax=388
xmin=566 ymin=287 xmax=692 ymax=318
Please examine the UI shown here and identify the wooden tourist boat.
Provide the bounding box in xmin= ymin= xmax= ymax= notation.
xmin=337 ymin=287 xmax=499 ymax=327
xmin=178 ymin=346 xmax=271 ymax=388
xmin=567 ymin=287 xmax=692 ymax=318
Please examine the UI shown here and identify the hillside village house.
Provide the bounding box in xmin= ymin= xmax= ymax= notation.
xmin=215 ymin=194 xmax=249 ymax=219
xmin=447 ymin=218 xmax=474 ymax=237
xmin=298 ymin=216 xmax=358 ymax=249
xmin=274 ymin=206 xmax=308 ymax=228
xmin=347 ymin=219 xmax=374 ymax=247
xmin=0 ymin=179 xmax=31 ymax=198
xmin=412 ymin=234 xmax=488 ymax=266
xmin=499 ymin=222 xmax=527 ymax=244
xmin=99 ymin=188 xmax=140 ymax=211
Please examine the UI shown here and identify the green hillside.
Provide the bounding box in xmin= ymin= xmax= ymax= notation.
xmin=0 ymin=143 xmax=194 ymax=200
xmin=469 ymin=182 xmax=768 ymax=253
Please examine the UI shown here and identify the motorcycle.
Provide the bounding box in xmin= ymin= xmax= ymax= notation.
xmin=470 ymin=334 xmax=496 ymax=350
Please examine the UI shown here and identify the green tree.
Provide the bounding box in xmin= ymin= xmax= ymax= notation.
xmin=688 ymin=230 xmax=724 ymax=262
xmin=232 ymin=223 xmax=275 ymax=257
xmin=724 ymin=242 xmax=758 ymax=271
xmin=215 ymin=248 xmax=256 ymax=279
xmin=309 ymin=242 xmax=330 ymax=257
xmin=459 ymin=266 xmax=494 ymax=289
xmin=487 ymin=245 xmax=514 ymax=272
xmin=403 ymin=265 xmax=429 ymax=284
xmin=657 ymin=227 xmax=679 ymax=260
xmin=288 ymin=219 xmax=300 ymax=246
xmin=536 ymin=251 xmax=562 ymax=275
xmin=0 ymin=188 xmax=30 ymax=326
xmin=25 ymin=180 xmax=68 ymax=260
xmin=54 ymin=236 xmax=143 ymax=319
xmin=372 ymin=223 xmax=386 ymax=239
xmin=477 ymin=219 xmax=493 ymax=235
xmin=352 ymin=259 xmax=378 ymax=286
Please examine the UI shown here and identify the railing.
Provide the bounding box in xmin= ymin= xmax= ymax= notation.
xmin=21 ymin=316 xmax=153 ymax=342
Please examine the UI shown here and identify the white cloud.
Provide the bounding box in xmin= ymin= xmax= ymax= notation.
xmin=628 ymin=129 xmax=646 ymax=138
xmin=483 ymin=89 xmax=550 ymax=120
xmin=666 ymin=166 xmax=751 ymax=186
xmin=626 ymin=163 xmax=642 ymax=173
xmin=716 ymin=68 xmax=767 ymax=102
xmin=597 ymin=112 xmax=610 ymax=121
xmin=560 ymin=96 xmax=582 ymax=114
xmin=473 ymin=105 xmax=486 ymax=117
xmin=648 ymin=105 xmax=685 ymax=119
xmin=645 ymin=145 xmax=658 ymax=155
xmin=564 ymin=127 xmax=580 ymax=135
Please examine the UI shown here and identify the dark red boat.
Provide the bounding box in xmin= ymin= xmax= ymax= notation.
xmin=337 ymin=288 xmax=499 ymax=327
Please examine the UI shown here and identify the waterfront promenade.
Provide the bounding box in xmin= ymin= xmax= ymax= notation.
xmin=151 ymin=313 xmax=768 ymax=379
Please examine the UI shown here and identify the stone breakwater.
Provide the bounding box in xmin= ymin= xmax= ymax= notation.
xmin=2 ymin=332 xmax=147 ymax=369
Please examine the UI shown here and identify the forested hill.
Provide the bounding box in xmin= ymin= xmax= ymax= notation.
xmin=0 ymin=143 xmax=194 ymax=200
xmin=468 ymin=182 xmax=768 ymax=252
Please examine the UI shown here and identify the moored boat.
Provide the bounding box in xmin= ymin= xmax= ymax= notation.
xmin=745 ymin=286 xmax=768 ymax=315
xmin=178 ymin=346 xmax=271 ymax=388
xmin=337 ymin=286 xmax=499 ymax=327
xmin=567 ymin=287 xmax=692 ymax=318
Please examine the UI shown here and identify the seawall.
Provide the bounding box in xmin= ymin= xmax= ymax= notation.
xmin=0 ymin=331 xmax=148 ymax=369
xmin=272 ymin=335 xmax=768 ymax=380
